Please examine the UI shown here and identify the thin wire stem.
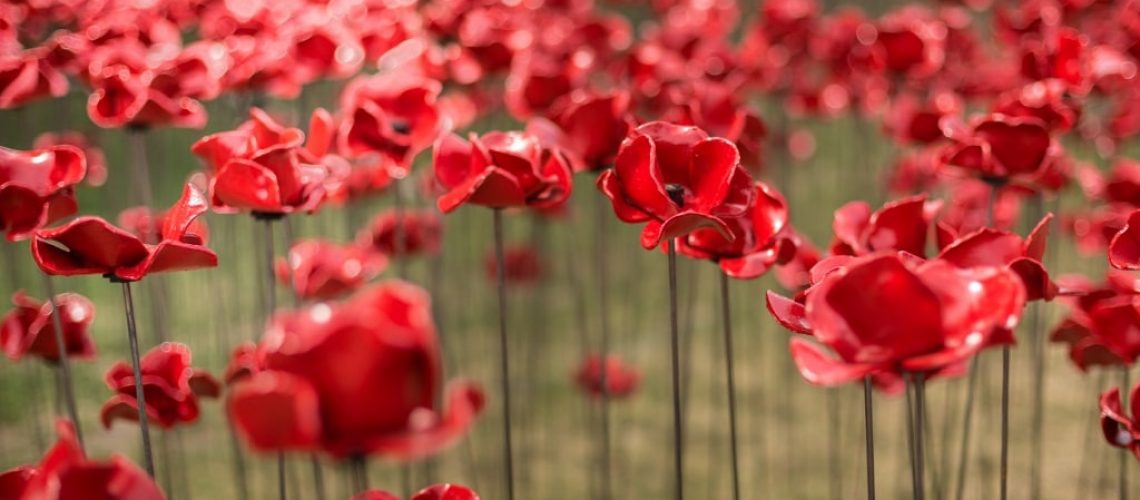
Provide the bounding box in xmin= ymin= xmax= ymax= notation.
xmin=863 ymin=377 xmax=876 ymax=500
xmin=1121 ymin=367 xmax=1131 ymax=500
xmin=493 ymin=209 xmax=516 ymax=500
xmin=121 ymin=281 xmax=155 ymax=477
xmin=718 ymin=271 xmax=741 ymax=500
xmin=595 ymin=194 xmax=612 ymax=500
xmin=40 ymin=274 xmax=83 ymax=450
xmin=916 ymin=373 xmax=927 ymax=500
xmin=667 ymin=240 xmax=684 ymax=500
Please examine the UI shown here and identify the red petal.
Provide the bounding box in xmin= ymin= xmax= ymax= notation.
xmin=640 ymin=211 xmax=731 ymax=249
xmin=412 ymin=484 xmax=480 ymax=500
xmin=865 ymin=195 xmax=928 ymax=256
xmin=596 ymin=170 xmax=651 ymax=223
xmin=831 ymin=201 xmax=871 ymax=253
xmin=1110 ymin=210 xmax=1140 ymax=270
xmin=688 ymin=138 xmax=740 ymax=212
xmin=32 ymin=217 xmax=148 ymax=276
xmin=210 ymin=159 xmax=284 ymax=213
xmin=357 ymin=380 xmax=485 ymax=460
xmin=765 ymin=291 xmax=812 ymax=334
xmin=788 ymin=337 xmax=877 ymax=387
xmin=437 ymin=166 xmax=526 ymax=213
xmin=1023 ymin=213 xmax=1054 ymax=261
xmin=161 ymin=183 xmax=208 ymax=242
xmin=229 ymin=371 xmax=322 ymax=452
xmin=614 ymin=135 xmax=674 ymax=220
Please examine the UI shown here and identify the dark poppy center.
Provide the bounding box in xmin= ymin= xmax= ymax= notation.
xmin=390 ymin=119 xmax=411 ymax=135
xmin=664 ymin=183 xmax=686 ymax=207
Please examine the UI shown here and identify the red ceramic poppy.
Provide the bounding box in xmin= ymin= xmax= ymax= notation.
xmin=101 ymin=342 xmax=220 ymax=430
xmin=198 ymin=108 xmax=340 ymax=215
xmin=993 ymin=79 xmax=1080 ymax=133
xmin=290 ymin=21 xmax=365 ymax=85
xmin=1110 ymin=209 xmax=1140 ymax=270
xmin=660 ymin=80 xmax=768 ymax=172
xmin=117 ymin=203 xmax=211 ymax=247
xmin=773 ymin=230 xmax=822 ymax=292
xmin=678 ymin=179 xmax=797 ymax=279
xmin=597 ymin=121 xmax=749 ymax=249
xmin=483 ymin=245 xmax=542 ymax=286
xmin=358 ymin=210 xmax=443 ymax=258
xmin=574 ymin=353 xmax=640 ymax=399
xmin=769 ymin=252 xmax=1026 ymax=391
xmin=224 ymin=342 xmax=260 ymax=386
xmin=884 ymin=91 xmax=960 ymax=145
xmin=936 ymin=178 xmax=1023 ymax=235
xmin=339 ymin=69 xmax=442 ymax=176
xmin=865 ymin=6 xmax=946 ymax=79
xmin=0 ymin=145 xmax=87 ymax=242
xmin=275 ymin=239 xmax=387 ymax=301
xmin=229 ymin=281 xmax=485 ymax=459
xmin=433 ymin=130 xmax=573 ymax=214
xmin=504 ymin=48 xmax=588 ymax=120
xmin=829 ymin=195 xmax=939 ymax=258
xmin=0 ymin=49 xmax=68 ymax=109
xmin=0 ymin=420 xmax=164 ymax=499
xmin=412 ymin=484 xmax=480 ymax=500
xmin=939 ymin=113 xmax=1062 ymax=184
xmin=32 ymin=183 xmax=217 ymax=282
xmin=1 ymin=290 xmax=95 ymax=364
xmin=526 ymin=90 xmax=632 ymax=173
xmin=86 ymin=63 xmax=207 ymax=130
xmin=1100 ymin=381 xmax=1140 ymax=461
xmin=937 ymin=213 xmax=1058 ymax=301
xmin=33 ymin=132 xmax=108 ymax=187
xmin=1051 ymin=273 xmax=1140 ymax=370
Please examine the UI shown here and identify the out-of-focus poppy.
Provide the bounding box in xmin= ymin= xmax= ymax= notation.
xmin=597 ymin=121 xmax=749 ymax=249
xmin=275 ymin=239 xmax=387 ymax=301
xmin=229 ymin=281 xmax=485 ymax=459
xmin=339 ymin=70 xmax=442 ymax=177
xmin=0 ymin=145 xmax=87 ymax=242
xmin=412 ymin=483 xmax=480 ymax=500
xmin=32 ymin=183 xmax=218 ymax=282
xmin=1109 ymin=209 xmax=1140 ymax=270
xmin=828 ymin=195 xmax=939 ymax=258
xmin=101 ymin=342 xmax=220 ymax=430
xmin=483 ymin=245 xmax=542 ymax=286
xmin=358 ymin=210 xmax=443 ymax=258
xmin=527 ymin=90 xmax=632 ymax=173
xmin=0 ymin=420 xmax=164 ymax=499
xmin=433 ymin=131 xmax=573 ymax=214
xmin=940 ymin=113 xmax=1061 ymax=184
xmin=0 ymin=50 xmax=68 ymax=109
xmin=224 ymin=342 xmax=260 ymax=386
xmin=1 ymin=290 xmax=95 ymax=363
xmin=574 ymin=353 xmax=640 ymax=399
xmin=678 ymin=179 xmax=797 ymax=279
xmin=33 ymin=132 xmax=108 ymax=187
xmin=1100 ymin=381 xmax=1140 ymax=461
xmin=937 ymin=214 xmax=1058 ymax=300
xmin=1050 ymin=272 xmax=1140 ymax=370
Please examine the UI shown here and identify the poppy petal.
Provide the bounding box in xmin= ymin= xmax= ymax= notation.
xmin=229 ymin=371 xmax=322 ymax=452
xmin=437 ymin=166 xmax=526 ymax=213
xmin=765 ymin=291 xmax=812 ymax=334
xmin=1110 ymin=210 xmax=1140 ymax=270
xmin=789 ymin=337 xmax=877 ymax=387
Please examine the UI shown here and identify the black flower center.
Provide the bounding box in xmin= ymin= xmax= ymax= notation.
xmin=390 ymin=119 xmax=411 ymax=135
xmin=665 ymin=184 xmax=686 ymax=207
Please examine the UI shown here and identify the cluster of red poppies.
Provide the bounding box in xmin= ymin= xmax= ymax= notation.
xmin=0 ymin=0 xmax=1139 ymax=498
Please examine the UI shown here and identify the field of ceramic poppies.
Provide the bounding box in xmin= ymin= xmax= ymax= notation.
xmin=2 ymin=0 xmax=1140 ymax=499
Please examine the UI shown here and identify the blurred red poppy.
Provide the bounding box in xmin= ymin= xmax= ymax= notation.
xmin=574 ymin=353 xmax=640 ymax=399
xmin=86 ymin=62 xmax=207 ymax=130
xmin=865 ymin=6 xmax=946 ymax=79
xmin=527 ymin=90 xmax=632 ymax=172
xmin=1100 ymin=381 xmax=1140 ymax=461
xmin=829 ymin=195 xmax=939 ymax=258
xmin=678 ymin=180 xmax=798 ymax=279
xmin=0 ymin=49 xmax=68 ymax=109
xmin=937 ymin=214 xmax=1058 ymax=300
xmin=32 ymin=183 xmax=218 ymax=282
xmin=433 ymin=131 xmax=573 ymax=214
xmin=229 ymin=281 xmax=485 ymax=459
xmin=769 ymin=252 xmax=1025 ymax=392
xmin=884 ymin=91 xmax=960 ymax=145
xmin=224 ymin=342 xmax=260 ymax=386
xmin=412 ymin=484 xmax=480 ymax=500
xmin=1 ymin=290 xmax=95 ymax=363
xmin=101 ymin=342 xmax=220 ymax=430
xmin=358 ymin=210 xmax=443 ymax=258
xmin=0 ymin=420 xmax=164 ymax=499
xmin=598 ymin=121 xmax=748 ymax=249
xmin=1051 ymin=272 xmax=1140 ymax=370
xmin=940 ymin=113 xmax=1061 ymax=184
xmin=483 ymin=245 xmax=542 ymax=285
xmin=1109 ymin=209 xmax=1140 ymax=270
xmin=0 ymin=145 xmax=87 ymax=242
xmin=275 ymin=239 xmax=387 ymax=301
xmin=33 ymin=132 xmax=108 ymax=187
xmin=993 ymin=79 xmax=1079 ymax=133
xmin=339 ymin=69 xmax=442 ymax=176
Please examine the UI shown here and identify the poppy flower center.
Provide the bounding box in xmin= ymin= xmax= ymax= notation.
xmin=665 ymin=183 xmax=686 ymax=207
xmin=390 ymin=119 xmax=411 ymax=135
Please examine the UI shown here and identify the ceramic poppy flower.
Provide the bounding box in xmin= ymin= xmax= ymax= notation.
xmin=993 ymin=79 xmax=1080 ymax=133
xmin=118 ymin=202 xmax=211 ymax=246
xmin=0 ymin=49 xmax=68 ymax=109
xmin=1109 ymin=210 xmax=1140 ymax=270
xmin=32 ymin=183 xmax=218 ymax=282
xmin=199 ymin=108 xmax=340 ymax=215
xmin=358 ymin=210 xmax=443 ymax=258
xmin=769 ymin=253 xmax=1026 ymax=391
xmin=939 ymin=113 xmax=1062 ymax=184
xmin=275 ymin=239 xmax=387 ymax=301
xmin=660 ymin=81 xmax=768 ymax=172
xmin=101 ymin=342 xmax=220 ymax=430
xmin=1100 ymin=381 xmax=1140 ymax=461
xmin=678 ymin=179 xmax=797 ymax=279
xmin=86 ymin=64 xmax=207 ymax=130
xmin=574 ymin=353 xmax=640 ymax=399
xmin=527 ymin=90 xmax=632 ymax=172
xmin=1050 ymin=272 xmax=1140 ymax=370
xmin=0 ymin=420 xmax=164 ymax=499
xmin=1 ymin=291 xmax=95 ymax=363
xmin=339 ymin=69 xmax=442 ymax=176
xmin=937 ymin=213 xmax=1058 ymax=301
xmin=224 ymin=342 xmax=260 ymax=386
xmin=33 ymin=132 xmax=108 ymax=187
xmin=865 ymin=6 xmax=947 ymax=79
xmin=0 ymin=145 xmax=87 ymax=242
xmin=773 ymin=230 xmax=822 ymax=292
xmin=290 ymin=21 xmax=366 ymax=85
xmin=598 ymin=121 xmax=749 ymax=249
xmin=504 ymin=48 xmax=588 ymax=120
xmin=483 ymin=245 xmax=542 ymax=285
xmin=433 ymin=130 xmax=573 ymax=214
xmin=229 ymin=281 xmax=485 ymax=459
xmin=884 ymin=91 xmax=960 ymax=145
xmin=828 ymin=195 xmax=939 ymax=258
xmin=412 ymin=484 xmax=480 ymax=500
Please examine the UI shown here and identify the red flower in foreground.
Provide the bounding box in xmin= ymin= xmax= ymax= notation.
xmin=1051 ymin=272 xmax=1140 ymax=370
xmin=483 ymin=245 xmax=542 ymax=285
xmin=678 ymin=180 xmax=797 ymax=279
xmin=229 ymin=281 xmax=485 ymax=459
xmin=940 ymin=113 xmax=1061 ymax=184
xmin=767 ymin=253 xmax=1025 ymax=392
xmin=1100 ymin=381 xmax=1140 ymax=461
xmin=275 ymin=239 xmax=387 ymax=301
xmin=101 ymin=342 xmax=220 ymax=430
xmin=32 ymin=184 xmax=217 ymax=282
xmin=937 ymin=214 xmax=1057 ymax=301
xmin=433 ymin=131 xmax=573 ymax=214
xmin=0 ymin=420 xmax=164 ymax=499
xmin=598 ymin=121 xmax=749 ymax=249
xmin=1 ymin=291 xmax=95 ymax=363
xmin=358 ymin=210 xmax=443 ymax=258
xmin=0 ymin=50 xmax=68 ymax=109
xmin=0 ymin=145 xmax=87 ymax=241
xmin=574 ymin=354 xmax=640 ymax=399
